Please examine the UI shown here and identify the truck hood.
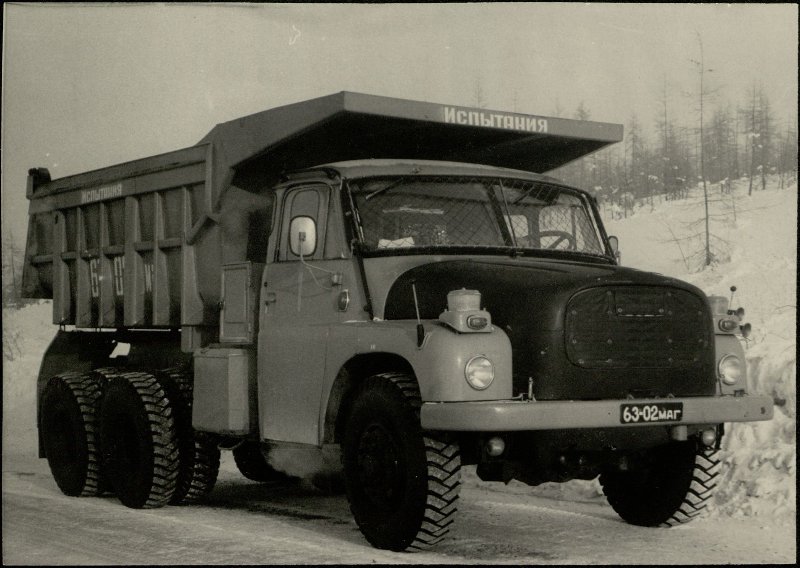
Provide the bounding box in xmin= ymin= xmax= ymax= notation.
xmin=382 ymin=257 xmax=705 ymax=329
xmin=381 ymin=257 xmax=716 ymax=400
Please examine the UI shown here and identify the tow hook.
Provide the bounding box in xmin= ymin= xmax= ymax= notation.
xmin=670 ymin=425 xmax=688 ymax=441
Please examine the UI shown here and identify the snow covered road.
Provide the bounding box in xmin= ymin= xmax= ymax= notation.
xmin=3 ymin=453 xmax=794 ymax=565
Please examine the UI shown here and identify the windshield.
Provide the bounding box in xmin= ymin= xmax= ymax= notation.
xmin=348 ymin=176 xmax=607 ymax=256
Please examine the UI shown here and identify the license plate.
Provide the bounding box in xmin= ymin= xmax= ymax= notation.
xmin=620 ymin=402 xmax=684 ymax=424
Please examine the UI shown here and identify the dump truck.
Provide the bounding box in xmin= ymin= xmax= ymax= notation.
xmin=23 ymin=92 xmax=773 ymax=551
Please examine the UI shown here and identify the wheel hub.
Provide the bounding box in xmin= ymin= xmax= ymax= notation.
xmin=357 ymin=422 xmax=404 ymax=508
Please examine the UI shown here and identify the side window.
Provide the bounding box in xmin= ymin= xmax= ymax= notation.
xmin=280 ymin=186 xmax=326 ymax=261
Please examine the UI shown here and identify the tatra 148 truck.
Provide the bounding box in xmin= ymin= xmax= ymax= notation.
xmin=23 ymin=92 xmax=772 ymax=551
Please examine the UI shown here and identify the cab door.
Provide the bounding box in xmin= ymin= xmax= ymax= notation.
xmin=257 ymin=184 xmax=348 ymax=444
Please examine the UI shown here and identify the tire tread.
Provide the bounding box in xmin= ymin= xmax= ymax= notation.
xmin=155 ymin=367 xmax=220 ymax=505
xmin=600 ymin=442 xmax=720 ymax=528
xmin=42 ymin=373 xmax=104 ymax=497
xmin=102 ymin=371 xmax=180 ymax=509
xmin=353 ymin=372 xmax=461 ymax=551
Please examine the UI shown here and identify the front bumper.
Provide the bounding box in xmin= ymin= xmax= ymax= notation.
xmin=420 ymin=394 xmax=773 ymax=431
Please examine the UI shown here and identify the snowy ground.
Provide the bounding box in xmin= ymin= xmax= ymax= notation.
xmin=2 ymin=176 xmax=796 ymax=563
xmin=3 ymin=453 xmax=795 ymax=565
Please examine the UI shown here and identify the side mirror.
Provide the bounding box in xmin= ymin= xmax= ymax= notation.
xmin=607 ymin=235 xmax=621 ymax=263
xmin=289 ymin=216 xmax=317 ymax=257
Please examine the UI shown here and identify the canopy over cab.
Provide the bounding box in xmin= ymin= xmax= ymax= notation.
xmin=202 ymin=91 xmax=623 ymax=202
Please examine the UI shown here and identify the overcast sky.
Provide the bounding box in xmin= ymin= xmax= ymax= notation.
xmin=2 ymin=3 xmax=797 ymax=244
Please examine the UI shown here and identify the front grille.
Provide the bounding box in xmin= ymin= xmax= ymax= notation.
xmin=565 ymin=286 xmax=711 ymax=369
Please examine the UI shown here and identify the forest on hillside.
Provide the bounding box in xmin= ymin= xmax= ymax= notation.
xmin=549 ymin=81 xmax=797 ymax=217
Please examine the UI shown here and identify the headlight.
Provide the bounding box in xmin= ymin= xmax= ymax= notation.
xmin=718 ymin=354 xmax=743 ymax=385
xmin=465 ymin=355 xmax=494 ymax=390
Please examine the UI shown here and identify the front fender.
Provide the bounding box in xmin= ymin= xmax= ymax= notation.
xmin=328 ymin=320 xmax=513 ymax=402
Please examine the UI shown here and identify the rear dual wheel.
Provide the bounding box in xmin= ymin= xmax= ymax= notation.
xmin=42 ymin=367 xmax=218 ymax=508
xmin=40 ymin=373 xmax=104 ymax=497
xmin=99 ymin=372 xmax=180 ymax=509
xmin=157 ymin=367 xmax=221 ymax=504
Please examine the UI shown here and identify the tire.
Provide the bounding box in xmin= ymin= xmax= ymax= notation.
xmin=232 ymin=442 xmax=291 ymax=483
xmin=90 ymin=367 xmax=126 ymax=495
xmin=99 ymin=371 xmax=180 ymax=509
xmin=600 ymin=440 xmax=721 ymax=527
xmin=343 ymin=373 xmax=461 ymax=552
xmin=182 ymin=432 xmax=222 ymax=503
xmin=157 ymin=367 xmax=221 ymax=504
xmin=40 ymin=373 xmax=103 ymax=497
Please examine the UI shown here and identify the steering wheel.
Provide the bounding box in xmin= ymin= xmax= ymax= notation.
xmin=539 ymin=230 xmax=576 ymax=250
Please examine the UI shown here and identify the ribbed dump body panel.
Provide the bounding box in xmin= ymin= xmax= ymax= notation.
xmin=565 ymin=286 xmax=711 ymax=369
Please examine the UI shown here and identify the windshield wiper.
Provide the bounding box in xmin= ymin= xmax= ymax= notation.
xmin=511 ymin=181 xmax=543 ymax=205
xmin=364 ymin=178 xmax=406 ymax=201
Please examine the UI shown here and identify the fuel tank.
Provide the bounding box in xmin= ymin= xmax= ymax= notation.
xmin=384 ymin=258 xmax=716 ymax=400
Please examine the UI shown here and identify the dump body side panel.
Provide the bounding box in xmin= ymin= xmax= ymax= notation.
xmin=22 ymin=144 xmax=272 ymax=345
xmin=23 ymin=145 xmax=211 ymax=329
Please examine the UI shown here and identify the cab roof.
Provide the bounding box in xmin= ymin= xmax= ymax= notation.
xmin=289 ymin=159 xmax=565 ymax=184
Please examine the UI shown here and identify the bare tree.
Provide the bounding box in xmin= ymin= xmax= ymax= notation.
xmin=691 ymin=32 xmax=715 ymax=266
xmin=707 ymin=105 xmax=735 ymax=183
xmin=778 ymin=118 xmax=798 ymax=189
xmin=2 ymin=232 xmax=23 ymax=307
xmin=743 ymin=84 xmax=759 ymax=196
xmin=627 ymin=113 xmax=646 ymax=203
xmin=573 ymin=102 xmax=591 ymax=189
xmin=731 ymin=105 xmax=740 ymax=180
xmin=758 ymin=90 xmax=774 ymax=191
xmin=690 ymin=33 xmax=716 ymax=266
xmin=656 ymin=77 xmax=695 ymax=201
xmin=656 ymin=77 xmax=674 ymax=199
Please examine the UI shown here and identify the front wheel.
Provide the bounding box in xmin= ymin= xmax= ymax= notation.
xmin=343 ymin=373 xmax=461 ymax=551
xmin=600 ymin=439 xmax=720 ymax=527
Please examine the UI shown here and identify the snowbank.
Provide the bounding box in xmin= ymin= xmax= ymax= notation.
xmin=2 ymin=301 xmax=55 ymax=460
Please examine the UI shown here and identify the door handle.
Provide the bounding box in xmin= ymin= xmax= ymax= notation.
xmin=264 ymin=292 xmax=277 ymax=305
